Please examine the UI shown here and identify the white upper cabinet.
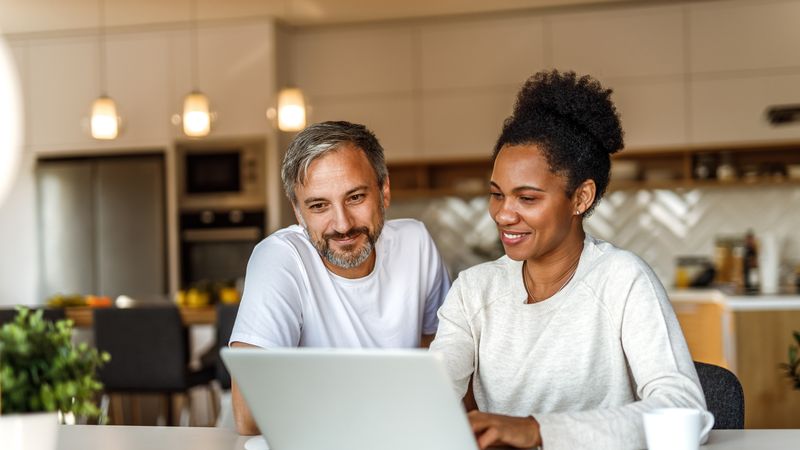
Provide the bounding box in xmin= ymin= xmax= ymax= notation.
xmin=291 ymin=26 xmax=414 ymax=98
xmin=419 ymin=16 xmax=545 ymax=91
xmin=196 ymin=22 xmax=275 ymax=137
xmin=690 ymin=73 xmax=800 ymax=144
xmin=420 ymin=87 xmax=516 ymax=158
xmin=105 ymin=31 xmax=171 ymax=144
xmin=612 ymin=79 xmax=687 ymax=150
xmin=27 ymin=36 xmax=98 ymax=150
xmin=690 ymin=0 xmax=800 ymax=73
xmin=308 ymin=96 xmax=417 ymax=161
xmin=550 ymin=5 xmax=684 ymax=79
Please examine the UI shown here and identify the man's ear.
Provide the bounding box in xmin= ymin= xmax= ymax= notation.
xmin=382 ymin=175 xmax=391 ymax=209
xmin=573 ymin=179 xmax=596 ymax=216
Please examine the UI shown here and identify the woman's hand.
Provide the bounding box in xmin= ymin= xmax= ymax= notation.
xmin=468 ymin=410 xmax=542 ymax=449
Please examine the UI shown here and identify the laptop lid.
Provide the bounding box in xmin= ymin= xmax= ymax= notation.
xmin=221 ymin=347 xmax=478 ymax=450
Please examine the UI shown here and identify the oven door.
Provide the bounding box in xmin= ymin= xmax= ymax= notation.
xmin=180 ymin=227 xmax=261 ymax=286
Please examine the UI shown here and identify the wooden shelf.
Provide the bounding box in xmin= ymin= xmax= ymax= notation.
xmin=387 ymin=141 xmax=800 ymax=198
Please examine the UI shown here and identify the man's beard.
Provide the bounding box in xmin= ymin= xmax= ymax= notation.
xmin=313 ymin=224 xmax=381 ymax=270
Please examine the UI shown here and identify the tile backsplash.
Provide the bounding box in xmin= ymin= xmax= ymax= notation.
xmin=390 ymin=185 xmax=800 ymax=288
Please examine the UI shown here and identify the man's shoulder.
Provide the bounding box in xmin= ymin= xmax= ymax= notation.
xmin=250 ymin=225 xmax=312 ymax=265
xmin=383 ymin=218 xmax=429 ymax=236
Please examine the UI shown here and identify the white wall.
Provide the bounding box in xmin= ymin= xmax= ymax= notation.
xmin=1 ymin=19 xmax=280 ymax=306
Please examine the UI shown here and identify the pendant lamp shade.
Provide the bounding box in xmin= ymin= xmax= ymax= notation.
xmin=183 ymin=90 xmax=211 ymax=137
xmin=90 ymin=95 xmax=119 ymax=140
xmin=277 ymin=87 xmax=306 ymax=132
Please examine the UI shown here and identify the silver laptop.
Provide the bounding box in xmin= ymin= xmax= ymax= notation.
xmin=221 ymin=347 xmax=478 ymax=450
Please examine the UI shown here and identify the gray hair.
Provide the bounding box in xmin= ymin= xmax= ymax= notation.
xmin=281 ymin=121 xmax=388 ymax=204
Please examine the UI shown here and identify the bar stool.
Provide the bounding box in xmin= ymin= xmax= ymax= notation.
xmin=92 ymin=306 xmax=215 ymax=426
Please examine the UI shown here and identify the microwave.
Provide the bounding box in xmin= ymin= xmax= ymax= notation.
xmin=176 ymin=139 xmax=266 ymax=211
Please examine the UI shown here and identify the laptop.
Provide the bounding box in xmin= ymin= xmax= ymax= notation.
xmin=221 ymin=347 xmax=479 ymax=450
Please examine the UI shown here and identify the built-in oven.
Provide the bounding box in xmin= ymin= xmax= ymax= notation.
xmin=179 ymin=209 xmax=265 ymax=287
xmin=176 ymin=139 xmax=265 ymax=211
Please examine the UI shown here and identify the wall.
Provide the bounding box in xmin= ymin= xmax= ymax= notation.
xmin=0 ymin=18 xmax=280 ymax=305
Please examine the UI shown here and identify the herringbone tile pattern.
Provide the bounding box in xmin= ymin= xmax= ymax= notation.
xmin=392 ymin=185 xmax=800 ymax=286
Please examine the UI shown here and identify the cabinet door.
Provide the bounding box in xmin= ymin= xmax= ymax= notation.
xmin=37 ymin=161 xmax=95 ymax=298
xmin=95 ymin=156 xmax=165 ymax=298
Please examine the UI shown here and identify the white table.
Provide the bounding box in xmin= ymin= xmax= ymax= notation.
xmin=55 ymin=425 xmax=800 ymax=450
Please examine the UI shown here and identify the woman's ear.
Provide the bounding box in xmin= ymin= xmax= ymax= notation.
xmin=573 ymin=179 xmax=596 ymax=216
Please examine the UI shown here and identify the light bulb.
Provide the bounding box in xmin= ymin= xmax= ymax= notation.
xmin=90 ymin=95 xmax=119 ymax=140
xmin=277 ymin=88 xmax=306 ymax=132
xmin=183 ymin=91 xmax=211 ymax=137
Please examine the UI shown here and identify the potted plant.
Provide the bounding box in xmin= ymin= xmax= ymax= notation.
xmin=0 ymin=308 xmax=109 ymax=450
xmin=782 ymin=331 xmax=800 ymax=389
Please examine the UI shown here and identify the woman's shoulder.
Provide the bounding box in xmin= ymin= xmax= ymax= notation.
xmin=584 ymin=235 xmax=652 ymax=276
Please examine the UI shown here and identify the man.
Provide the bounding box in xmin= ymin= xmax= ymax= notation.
xmin=229 ymin=121 xmax=451 ymax=435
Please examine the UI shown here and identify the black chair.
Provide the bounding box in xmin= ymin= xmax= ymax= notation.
xmin=0 ymin=307 xmax=66 ymax=325
xmin=215 ymin=303 xmax=240 ymax=390
xmin=694 ymin=361 xmax=745 ymax=429
xmin=93 ymin=306 xmax=215 ymax=426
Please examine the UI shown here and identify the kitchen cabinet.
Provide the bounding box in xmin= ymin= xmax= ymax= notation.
xmin=689 ymin=0 xmax=800 ymax=74
xmin=292 ymin=26 xmax=414 ymax=98
xmin=419 ymin=88 xmax=516 ymax=159
xmin=550 ymin=4 xmax=684 ymax=79
xmin=672 ymin=292 xmax=800 ymax=429
xmin=419 ymin=16 xmax=544 ymax=91
xmin=689 ymin=73 xmax=800 ymax=145
xmin=37 ymin=155 xmax=166 ymax=300
xmin=27 ymin=36 xmax=98 ymax=150
xmin=731 ymin=306 xmax=800 ymax=429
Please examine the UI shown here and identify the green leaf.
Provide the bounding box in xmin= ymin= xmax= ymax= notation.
xmin=0 ymin=307 xmax=107 ymax=415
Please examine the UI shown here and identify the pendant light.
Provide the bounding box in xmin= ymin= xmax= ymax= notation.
xmin=90 ymin=0 xmax=119 ymax=140
xmin=277 ymin=87 xmax=306 ymax=132
xmin=183 ymin=0 xmax=211 ymax=137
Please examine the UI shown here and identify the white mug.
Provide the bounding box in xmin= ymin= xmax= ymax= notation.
xmin=643 ymin=408 xmax=714 ymax=450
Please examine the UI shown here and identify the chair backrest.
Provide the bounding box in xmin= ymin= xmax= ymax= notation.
xmin=694 ymin=361 xmax=745 ymax=429
xmin=0 ymin=307 xmax=66 ymax=325
xmin=93 ymin=307 xmax=190 ymax=392
xmin=215 ymin=303 xmax=240 ymax=390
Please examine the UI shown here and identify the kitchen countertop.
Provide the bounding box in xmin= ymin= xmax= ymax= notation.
xmin=669 ymin=288 xmax=800 ymax=310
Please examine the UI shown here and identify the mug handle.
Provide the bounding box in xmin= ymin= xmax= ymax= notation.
xmin=700 ymin=410 xmax=715 ymax=438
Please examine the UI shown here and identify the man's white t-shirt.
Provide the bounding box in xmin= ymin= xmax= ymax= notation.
xmin=230 ymin=218 xmax=450 ymax=349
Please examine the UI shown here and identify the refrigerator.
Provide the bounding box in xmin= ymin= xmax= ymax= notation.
xmin=37 ymin=154 xmax=166 ymax=300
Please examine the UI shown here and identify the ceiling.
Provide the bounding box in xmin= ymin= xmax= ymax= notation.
xmin=0 ymin=0 xmax=659 ymax=35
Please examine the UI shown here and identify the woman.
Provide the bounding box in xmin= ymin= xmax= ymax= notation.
xmin=429 ymin=70 xmax=707 ymax=450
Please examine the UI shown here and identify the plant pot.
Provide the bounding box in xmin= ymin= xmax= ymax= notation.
xmin=0 ymin=412 xmax=59 ymax=450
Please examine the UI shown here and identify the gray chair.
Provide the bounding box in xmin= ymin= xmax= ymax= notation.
xmin=694 ymin=361 xmax=745 ymax=429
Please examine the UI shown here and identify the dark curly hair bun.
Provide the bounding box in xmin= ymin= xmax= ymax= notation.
xmin=493 ymin=69 xmax=625 ymax=216
xmin=512 ymin=70 xmax=623 ymax=155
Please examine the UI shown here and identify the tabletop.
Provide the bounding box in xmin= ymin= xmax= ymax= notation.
xmin=55 ymin=425 xmax=800 ymax=450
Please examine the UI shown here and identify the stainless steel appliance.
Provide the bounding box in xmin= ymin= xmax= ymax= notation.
xmin=176 ymin=139 xmax=265 ymax=212
xmin=37 ymin=155 xmax=166 ymax=299
xmin=179 ymin=209 xmax=265 ymax=287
